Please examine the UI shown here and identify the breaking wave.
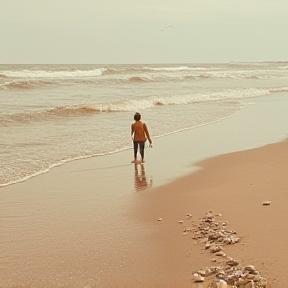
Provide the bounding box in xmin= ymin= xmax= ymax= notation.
xmin=0 ymin=80 xmax=55 ymax=90
xmin=269 ymin=87 xmax=288 ymax=93
xmin=128 ymin=76 xmax=151 ymax=82
xmin=0 ymin=87 xmax=276 ymax=127
xmin=0 ymin=68 xmax=105 ymax=79
xmin=144 ymin=65 xmax=208 ymax=71
xmin=1 ymin=63 xmax=287 ymax=90
xmin=1 ymin=81 xmax=35 ymax=89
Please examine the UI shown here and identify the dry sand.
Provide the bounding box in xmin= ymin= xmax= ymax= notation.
xmin=0 ymin=93 xmax=288 ymax=288
xmin=137 ymin=138 xmax=288 ymax=288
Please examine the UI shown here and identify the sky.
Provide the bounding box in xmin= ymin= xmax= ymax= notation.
xmin=1 ymin=0 xmax=288 ymax=64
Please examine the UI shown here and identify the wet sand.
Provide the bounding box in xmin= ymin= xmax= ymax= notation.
xmin=0 ymin=93 xmax=288 ymax=287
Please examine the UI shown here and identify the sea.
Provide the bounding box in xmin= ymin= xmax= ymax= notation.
xmin=1 ymin=62 xmax=288 ymax=187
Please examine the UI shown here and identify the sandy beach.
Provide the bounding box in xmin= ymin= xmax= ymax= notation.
xmin=2 ymin=0 xmax=288 ymax=286
xmin=1 ymin=93 xmax=288 ymax=288
xmin=137 ymin=138 xmax=288 ymax=288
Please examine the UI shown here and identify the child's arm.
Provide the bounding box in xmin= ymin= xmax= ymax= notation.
xmin=131 ymin=124 xmax=134 ymax=140
xmin=143 ymin=123 xmax=152 ymax=144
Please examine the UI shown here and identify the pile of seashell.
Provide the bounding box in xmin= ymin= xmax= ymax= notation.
xmin=185 ymin=212 xmax=269 ymax=288
xmin=190 ymin=263 xmax=269 ymax=288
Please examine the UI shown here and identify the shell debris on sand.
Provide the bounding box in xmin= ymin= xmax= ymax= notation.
xmin=187 ymin=211 xmax=270 ymax=288
xmin=262 ymin=201 xmax=271 ymax=206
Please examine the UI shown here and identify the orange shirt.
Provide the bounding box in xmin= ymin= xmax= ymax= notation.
xmin=131 ymin=120 xmax=151 ymax=142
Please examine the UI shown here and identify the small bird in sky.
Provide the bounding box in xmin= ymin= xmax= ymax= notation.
xmin=161 ymin=25 xmax=174 ymax=32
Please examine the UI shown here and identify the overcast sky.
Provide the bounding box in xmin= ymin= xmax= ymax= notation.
xmin=1 ymin=0 xmax=287 ymax=64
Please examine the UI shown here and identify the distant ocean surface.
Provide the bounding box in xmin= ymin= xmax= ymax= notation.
xmin=1 ymin=62 xmax=288 ymax=187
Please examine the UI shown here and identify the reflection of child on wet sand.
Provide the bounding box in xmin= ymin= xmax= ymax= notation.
xmin=131 ymin=112 xmax=152 ymax=163
xmin=134 ymin=164 xmax=153 ymax=191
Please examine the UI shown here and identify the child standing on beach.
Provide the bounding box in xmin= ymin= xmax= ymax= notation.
xmin=131 ymin=112 xmax=152 ymax=163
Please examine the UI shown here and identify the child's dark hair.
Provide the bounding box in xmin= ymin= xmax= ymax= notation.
xmin=134 ymin=112 xmax=141 ymax=121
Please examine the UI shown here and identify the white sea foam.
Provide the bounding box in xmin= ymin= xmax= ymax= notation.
xmin=1 ymin=68 xmax=105 ymax=78
xmin=144 ymin=66 xmax=209 ymax=71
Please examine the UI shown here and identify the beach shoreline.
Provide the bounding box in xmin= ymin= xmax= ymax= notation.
xmin=0 ymin=93 xmax=288 ymax=287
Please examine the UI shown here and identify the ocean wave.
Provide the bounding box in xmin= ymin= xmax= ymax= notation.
xmin=128 ymin=76 xmax=151 ymax=82
xmin=100 ymin=63 xmax=288 ymax=77
xmin=189 ymin=71 xmax=286 ymax=80
xmin=269 ymin=87 xmax=288 ymax=93
xmin=0 ymin=87 xmax=276 ymax=126
xmin=0 ymin=107 xmax=92 ymax=126
xmin=1 ymin=64 xmax=287 ymax=85
xmin=100 ymin=65 xmax=202 ymax=74
xmin=122 ymin=70 xmax=287 ymax=82
xmin=100 ymin=70 xmax=284 ymax=84
xmin=1 ymin=80 xmax=36 ymax=90
xmin=120 ymin=68 xmax=286 ymax=81
xmin=102 ymin=67 xmax=127 ymax=75
xmin=244 ymin=75 xmax=261 ymax=79
xmin=0 ymin=79 xmax=56 ymax=90
xmin=143 ymin=65 xmax=208 ymax=71
xmin=8 ymin=81 xmax=35 ymax=89
xmin=0 ymin=68 xmax=105 ymax=79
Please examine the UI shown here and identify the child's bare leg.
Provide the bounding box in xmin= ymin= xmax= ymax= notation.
xmin=139 ymin=142 xmax=145 ymax=163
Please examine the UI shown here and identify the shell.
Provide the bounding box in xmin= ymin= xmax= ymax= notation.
xmin=226 ymin=259 xmax=239 ymax=267
xmin=217 ymin=280 xmax=228 ymax=288
xmin=262 ymin=200 xmax=271 ymax=205
xmin=210 ymin=245 xmax=222 ymax=253
xmin=190 ymin=273 xmax=205 ymax=282
xmin=244 ymin=265 xmax=256 ymax=272
xmin=215 ymin=251 xmax=226 ymax=257
xmin=187 ymin=212 xmax=268 ymax=288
